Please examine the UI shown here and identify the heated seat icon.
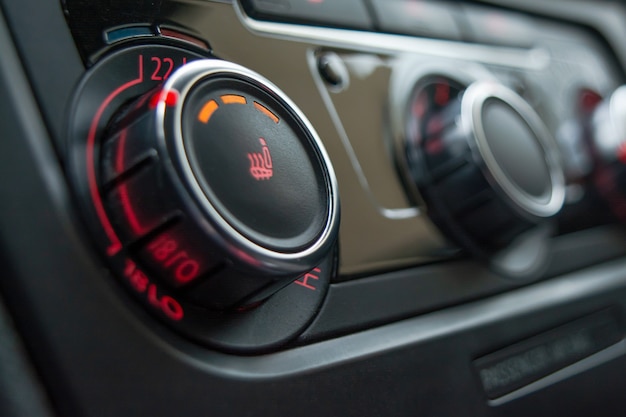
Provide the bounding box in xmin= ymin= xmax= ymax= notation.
xmin=248 ymin=138 xmax=273 ymax=181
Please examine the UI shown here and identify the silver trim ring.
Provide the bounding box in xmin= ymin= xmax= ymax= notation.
xmin=461 ymin=82 xmax=565 ymax=218
xmin=153 ymin=59 xmax=340 ymax=273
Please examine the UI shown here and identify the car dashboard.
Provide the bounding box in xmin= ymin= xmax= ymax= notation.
xmin=2 ymin=0 xmax=626 ymax=416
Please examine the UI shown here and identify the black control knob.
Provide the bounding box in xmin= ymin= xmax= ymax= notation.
xmin=68 ymin=45 xmax=338 ymax=351
xmin=405 ymin=81 xmax=565 ymax=272
xmin=98 ymin=60 xmax=339 ymax=310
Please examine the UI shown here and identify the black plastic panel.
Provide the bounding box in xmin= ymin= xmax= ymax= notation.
xmin=3 ymin=0 xmax=626 ymax=416
xmin=1 ymin=0 xmax=83 ymax=150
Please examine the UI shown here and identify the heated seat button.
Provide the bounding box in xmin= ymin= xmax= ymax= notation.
xmin=243 ymin=0 xmax=374 ymax=30
xmin=136 ymin=220 xmax=220 ymax=288
xmin=182 ymin=79 xmax=329 ymax=252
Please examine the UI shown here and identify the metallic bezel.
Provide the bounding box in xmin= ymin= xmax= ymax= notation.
xmin=153 ymin=59 xmax=340 ymax=274
xmin=461 ymin=82 xmax=565 ymax=219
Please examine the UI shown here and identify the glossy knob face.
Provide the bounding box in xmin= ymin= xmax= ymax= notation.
xmin=403 ymin=78 xmax=564 ymax=272
xmin=99 ymin=60 xmax=339 ymax=309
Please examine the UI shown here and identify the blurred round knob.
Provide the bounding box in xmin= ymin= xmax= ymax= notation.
xmin=405 ymin=81 xmax=565 ymax=266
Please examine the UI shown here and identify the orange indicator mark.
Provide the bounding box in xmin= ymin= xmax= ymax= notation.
xmin=254 ymin=102 xmax=279 ymax=124
xmin=220 ymin=94 xmax=247 ymax=105
xmin=198 ymin=100 xmax=219 ymax=123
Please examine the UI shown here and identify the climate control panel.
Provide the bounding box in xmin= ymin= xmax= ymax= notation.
xmin=58 ymin=1 xmax=626 ymax=353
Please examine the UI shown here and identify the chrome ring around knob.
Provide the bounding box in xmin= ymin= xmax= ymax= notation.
xmin=156 ymin=60 xmax=340 ymax=275
xmin=462 ymin=82 xmax=565 ymax=220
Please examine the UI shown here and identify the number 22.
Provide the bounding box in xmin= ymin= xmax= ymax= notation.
xmin=151 ymin=57 xmax=175 ymax=81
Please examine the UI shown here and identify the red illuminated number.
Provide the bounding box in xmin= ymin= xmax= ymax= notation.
xmin=150 ymin=57 xmax=162 ymax=80
xmin=123 ymin=260 xmax=185 ymax=321
xmin=124 ymin=259 xmax=137 ymax=277
xmin=148 ymin=236 xmax=201 ymax=284
xmin=162 ymin=58 xmax=174 ymax=80
xmin=175 ymin=259 xmax=199 ymax=283
xmin=123 ymin=259 xmax=149 ymax=292
xmin=149 ymin=236 xmax=177 ymax=260
xmin=150 ymin=57 xmax=178 ymax=81
xmin=130 ymin=269 xmax=149 ymax=292
xmin=163 ymin=251 xmax=186 ymax=267
xmin=161 ymin=296 xmax=184 ymax=321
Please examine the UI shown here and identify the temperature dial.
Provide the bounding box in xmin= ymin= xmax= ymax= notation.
xmin=403 ymin=79 xmax=565 ymax=275
xmin=100 ymin=60 xmax=338 ymax=309
xmin=68 ymin=44 xmax=339 ymax=351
